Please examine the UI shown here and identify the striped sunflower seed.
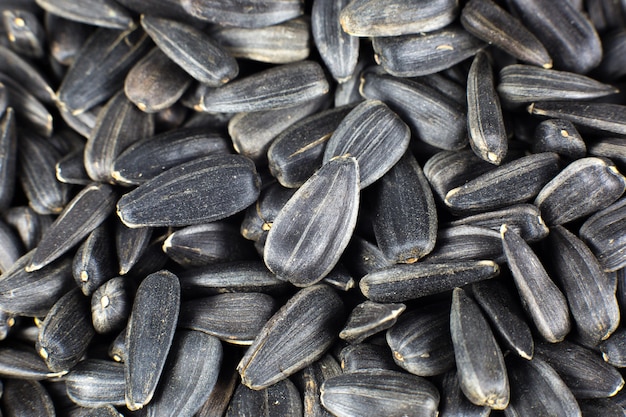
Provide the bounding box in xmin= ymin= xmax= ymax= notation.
xmin=501 ymin=224 xmax=571 ymax=343
xmin=0 ymin=45 xmax=56 ymax=103
xmin=320 ymin=369 xmax=440 ymax=417
xmin=125 ymin=270 xmax=180 ymax=411
xmin=35 ymin=0 xmax=133 ymax=29
xmin=534 ymin=157 xmax=626 ymax=225
xmin=439 ymin=369 xmax=491 ymax=417
xmin=0 ymin=344 xmax=67 ymax=380
xmin=264 ymin=156 xmax=359 ymax=286
xmin=339 ymin=301 xmax=405 ymax=344
xmin=528 ymin=101 xmax=626 ymax=135
xmin=240 ymin=182 xmax=297 ymax=242
xmin=181 ymin=0 xmax=304 ymax=28
xmin=0 ymin=73 xmax=53 ymax=137
xmin=56 ymin=149 xmax=91 ymax=185
xmin=73 ymin=225 xmax=116 ymax=296
xmin=116 ymin=154 xmax=261 ymax=228
xmin=65 ymin=359 xmax=125 ymax=407
xmin=45 ymin=13 xmax=94 ymax=66
xmin=599 ymin=327 xmax=626 ymax=367
xmin=2 ymin=379 xmax=55 ymax=417
xmin=595 ymin=30 xmax=626 ymax=81
xmin=587 ymin=138 xmax=626 ymax=172
xmin=342 ymin=235 xmax=394 ymax=279
xmin=226 ymin=378 xmax=302 ymax=417
xmin=91 ymin=276 xmax=132 ymax=335
xmin=237 ymin=284 xmax=345 ymax=390
xmin=297 ymin=355 xmax=342 ymax=417
xmin=339 ymin=343 xmax=400 ymax=373
xmin=115 ymin=222 xmax=151 ymax=275
xmin=580 ymin=197 xmax=626 ymax=272
xmin=194 ymin=354 xmax=239 ymax=417
xmin=532 ymin=119 xmax=586 ymax=159
xmin=423 ymin=225 xmax=504 ymax=263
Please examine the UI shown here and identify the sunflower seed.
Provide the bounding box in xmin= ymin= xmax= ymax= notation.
xmin=0 ymin=344 xmax=66 ymax=380
xmin=0 ymin=108 xmax=16 ymax=212
xmin=117 ymin=154 xmax=261 ymax=228
xmin=45 ymin=13 xmax=93 ymax=66
xmin=115 ymin=0 xmax=191 ymax=20
xmin=342 ymin=235 xmax=394 ymax=279
xmin=360 ymin=260 xmax=500 ymax=303
xmin=0 ymin=72 xmax=52 ymax=137
xmin=37 ymin=287 xmax=96 ymax=372
xmin=65 ymin=359 xmax=125 ymax=407
xmin=360 ymin=70 xmax=467 ymax=151
xmin=124 ymin=47 xmax=193 ymax=113
xmin=386 ymin=303 xmax=455 ymax=377
xmin=372 ymin=25 xmax=485 ymax=78
xmin=194 ymin=353 xmax=239 ymax=417
xmin=91 ymin=276 xmax=132 ymax=335
xmin=125 ymin=270 xmax=180 ymax=411
xmin=179 ymin=293 xmax=276 ymax=345
xmin=535 ymin=157 xmax=626 ymax=225
xmin=532 ymin=119 xmax=586 ymax=159
xmin=339 ymin=301 xmax=405 ymax=344
xmin=136 ymin=331 xmax=222 ymax=417
xmin=320 ymin=369 xmax=440 ymax=417
xmin=73 ymin=225 xmax=116 ymax=296
xmin=587 ymin=138 xmax=626 ymax=172
xmin=501 ymin=224 xmax=571 ymax=343
xmin=141 ymin=15 xmax=238 ymax=86
xmin=580 ymin=197 xmax=626 ymax=272
xmin=3 ymin=10 xmax=43 ymax=58
xmin=599 ymin=327 xmax=626 ymax=368
xmin=192 ymin=60 xmax=329 ymax=113
xmin=109 ymin=328 xmax=127 ymax=363
xmin=339 ymin=342 xmax=400 ymax=373
xmin=595 ymin=29 xmax=626 ymax=81
xmin=578 ymin=398 xmax=625 ymax=417
xmin=0 ymin=44 xmax=56 ymax=103
xmin=226 ymin=378 xmax=303 ymax=417
xmin=35 ymin=0 xmax=133 ymax=29
xmin=237 ymin=284 xmax=345 ymax=389
xmin=461 ymin=0 xmax=552 ymax=68
xmin=115 ymin=222 xmax=151 ymax=275
xmin=27 ymin=183 xmax=117 ymax=272
xmin=240 ymin=182 xmax=297 ymax=242
xmin=112 ymin=126 xmax=231 ymax=186
xmin=440 ymin=369 xmax=491 ymax=417
xmin=528 ymin=101 xmax=626 ymax=135
xmin=424 ymin=225 xmax=504 ymax=263
xmin=2 ymin=379 xmax=55 ymax=417
xmin=56 ymin=149 xmax=91 ymax=185
xmin=498 ymin=65 xmax=618 ymax=105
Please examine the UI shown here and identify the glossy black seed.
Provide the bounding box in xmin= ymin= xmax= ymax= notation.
xmin=91 ymin=276 xmax=132 ymax=335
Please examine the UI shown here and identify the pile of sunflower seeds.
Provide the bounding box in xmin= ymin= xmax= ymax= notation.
xmin=1 ymin=0 xmax=626 ymax=415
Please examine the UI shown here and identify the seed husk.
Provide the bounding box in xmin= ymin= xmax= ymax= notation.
xmin=2 ymin=379 xmax=55 ymax=417
xmin=528 ymin=101 xmax=626 ymax=135
xmin=181 ymin=0 xmax=304 ymax=28
xmin=237 ymin=284 xmax=345 ymax=390
xmin=56 ymin=149 xmax=91 ymax=185
xmin=65 ymin=359 xmax=125 ymax=407
xmin=339 ymin=343 xmax=400 ymax=373
xmin=423 ymin=225 xmax=504 ymax=263
xmin=35 ymin=0 xmax=133 ymax=29
xmin=599 ymin=327 xmax=626 ymax=368
xmin=125 ymin=270 xmax=181 ymax=411
xmin=0 ymin=44 xmax=56 ymax=103
xmin=339 ymin=301 xmax=405 ymax=344
xmin=73 ymin=224 xmax=116 ymax=296
xmin=91 ymin=276 xmax=132 ymax=335
xmin=0 ymin=108 xmax=16 ymax=212
xmin=532 ymin=119 xmax=586 ymax=159
xmin=0 ymin=343 xmax=67 ymax=380
xmin=440 ymin=369 xmax=491 ymax=417
xmin=579 ymin=197 xmax=626 ymax=272
xmin=3 ymin=9 xmax=46 ymax=58
xmin=226 ymin=378 xmax=303 ymax=417
xmin=117 ymin=154 xmax=261 ymax=228
xmin=115 ymin=222 xmax=152 ymax=275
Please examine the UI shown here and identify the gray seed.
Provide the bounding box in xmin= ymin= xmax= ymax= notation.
xmin=35 ymin=0 xmax=133 ymax=29
xmin=237 ymin=284 xmax=345 ymax=390
xmin=320 ymin=369 xmax=440 ymax=417
xmin=2 ymin=379 xmax=55 ymax=417
xmin=339 ymin=301 xmax=405 ymax=344
xmin=339 ymin=343 xmax=401 ymax=373
xmin=65 ymin=359 xmax=125 ymax=407
xmin=580 ymin=197 xmax=626 ymax=272
xmin=125 ymin=270 xmax=180 ymax=411
xmin=91 ymin=276 xmax=132 ymax=335
xmin=532 ymin=119 xmax=586 ymax=159
xmin=226 ymin=378 xmax=303 ymax=417
xmin=73 ymin=225 xmax=116 ymax=296
xmin=528 ymin=101 xmax=626 ymax=135
xmin=181 ymin=0 xmax=304 ymax=28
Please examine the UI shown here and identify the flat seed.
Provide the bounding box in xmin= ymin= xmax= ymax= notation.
xmin=320 ymin=369 xmax=440 ymax=417
xmin=339 ymin=343 xmax=400 ymax=373
xmin=580 ymin=197 xmax=626 ymax=272
xmin=264 ymin=156 xmax=359 ymax=286
xmin=27 ymin=183 xmax=117 ymax=272
xmin=36 ymin=288 xmax=96 ymax=372
xmin=312 ymin=0 xmax=358 ymax=82
xmin=115 ymin=221 xmax=152 ymax=275
xmin=386 ymin=303 xmax=455 ymax=377
xmin=360 ymin=260 xmax=500 ymax=303
xmin=91 ymin=276 xmax=132 ymax=335
xmin=125 ymin=270 xmax=180 ymax=411
xmin=192 ymin=60 xmax=329 ymax=113
xmin=237 ymin=284 xmax=345 ymax=390
xmin=528 ymin=101 xmax=626 ymax=135
xmin=65 ymin=359 xmax=125 ymax=407
xmin=73 ymin=225 xmax=116 ymax=296
xmin=372 ymin=25 xmax=485 ymax=78
xmin=181 ymin=0 xmax=304 ymax=28
xmin=117 ymin=154 xmax=261 ymax=228
xmin=339 ymin=301 xmax=405 ymax=344
xmin=226 ymin=378 xmax=303 ymax=417
xmin=2 ymin=379 xmax=55 ymax=417
xmin=467 ymin=51 xmax=508 ymax=165
xmin=501 ymin=224 xmax=571 ymax=343
xmin=141 ymin=15 xmax=238 ymax=86
xmin=535 ymin=157 xmax=626 ymax=225
xmin=440 ymin=369 xmax=491 ymax=417
xmin=532 ymin=119 xmax=586 ymax=159
xmin=461 ymin=0 xmax=552 ymax=68
xmin=56 ymin=149 xmax=92 ymax=185
xmin=178 ymin=293 xmax=277 ymax=345
xmin=35 ymin=0 xmax=133 ymax=29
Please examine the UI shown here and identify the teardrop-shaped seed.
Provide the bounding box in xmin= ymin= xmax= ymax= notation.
xmin=117 ymin=154 xmax=261 ymax=228
xmin=369 ymin=151 xmax=437 ymax=262
xmin=440 ymin=369 xmax=491 ymax=417
xmin=56 ymin=149 xmax=91 ymax=185
xmin=109 ymin=328 xmax=127 ymax=363
xmin=181 ymin=0 xmax=304 ymax=28
xmin=193 ymin=60 xmax=329 ymax=113
xmin=506 ymin=0 xmax=602 ymax=73
xmin=547 ymin=225 xmax=620 ymax=344
xmin=264 ymin=156 xmax=359 ymax=286
xmin=599 ymin=327 xmax=626 ymax=367
xmin=115 ymin=222 xmax=152 ymax=275
xmin=112 ymin=127 xmax=231 ymax=186
xmin=179 ymin=293 xmax=277 ymax=345
xmin=2 ymin=379 xmax=55 ymax=417
xmin=137 ymin=331 xmax=223 ymax=417
xmin=226 ymin=378 xmax=303 ymax=417
xmin=125 ymin=270 xmax=180 ymax=411
xmin=320 ymin=369 xmax=440 ymax=417
xmin=386 ymin=304 xmax=455 ymax=377
xmin=37 ymin=288 xmax=96 ymax=372
xmin=0 ymin=45 xmax=56 ymax=104
xmin=73 ymin=225 xmax=116 ymax=296
xmin=501 ymin=225 xmax=571 ymax=343
xmin=467 ymin=51 xmax=507 ymax=165
xmin=372 ymin=25 xmax=486 ymax=78
xmin=444 ymin=152 xmax=561 ymax=214
xmin=506 ymin=355 xmax=582 ymax=417
xmin=323 ymin=100 xmax=409 ymax=188
xmin=0 ymin=344 xmax=67 ymax=380
xmin=141 ymin=15 xmax=238 ymax=86
xmin=237 ymin=284 xmax=345 ymax=390
xmin=35 ymin=0 xmax=133 ymax=29
xmin=57 ymin=27 xmax=151 ymax=115
xmin=360 ymin=70 xmax=467 ymax=151
xmin=471 ymin=279 xmax=534 ymax=360
xmin=461 ymin=0 xmax=552 ymax=68
xmin=535 ymin=340 xmax=624 ymax=399
xmin=91 ymin=276 xmax=132 ymax=335
xmin=339 ymin=301 xmax=405 ymax=344
xmin=532 ymin=119 xmax=586 ymax=159
xmin=536 ymin=157 xmax=626 ymax=225
xmin=339 ymin=343 xmax=400 ymax=373
xmin=124 ymin=47 xmax=192 ymax=113
xmin=340 ymin=0 xmax=457 ymax=37
xmin=4 ymin=206 xmax=52 ymax=252
xmin=3 ymin=9 xmax=45 ymax=58
xmin=27 ymin=183 xmax=117 ymax=272
xmin=65 ymin=359 xmax=125 ymax=407
xmin=312 ymin=0 xmax=358 ymax=82
xmin=360 ymin=260 xmax=500 ymax=303
xmin=528 ymin=101 xmax=626 ymax=135
xmin=0 ymin=73 xmax=53 ymax=137
xmin=498 ymin=65 xmax=618 ymax=105
xmin=580 ymin=197 xmax=626 ymax=272
xmin=424 ymin=225 xmax=504 ymax=263
xmin=0 ymin=108 xmax=16 ymax=212
xmin=451 ymin=287 xmax=510 ymax=410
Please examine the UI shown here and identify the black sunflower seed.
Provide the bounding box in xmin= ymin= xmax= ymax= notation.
xmin=65 ymin=359 xmax=125 ymax=407
xmin=35 ymin=0 xmax=133 ymax=29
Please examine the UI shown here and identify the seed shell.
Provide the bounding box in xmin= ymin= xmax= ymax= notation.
xmin=73 ymin=225 xmax=116 ymax=296
xmin=56 ymin=149 xmax=91 ymax=185
xmin=237 ymin=284 xmax=345 ymax=390
xmin=339 ymin=301 xmax=405 ymax=344
xmin=528 ymin=101 xmax=626 ymax=135
xmin=339 ymin=343 xmax=401 ymax=373
xmin=0 ymin=344 xmax=67 ymax=380
xmin=181 ymin=0 xmax=304 ymax=28
xmin=296 ymin=354 xmax=341 ymax=417
xmin=0 ymin=44 xmax=56 ymax=103
xmin=117 ymin=154 xmax=261 ymax=228
xmin=115 ymin=222 xmax=152 ymax=275
xmin=91 ymin=276 xmax=132 ymax=335
xmin=226 ymin=378 xmax=303 ymax=417
xmin=423 ymin=225 xmax=504 ymax=263
xmin=587 ymin=138 xmax=626 ymax=172
xmin=580 ymin=197 xmax=626 ymax=272
xmin=65 ymin=359 xmax=125 ymax=407
xmin=532 ymin=119 xmax=586 ymax=159
xmin=35 ymin=0 xmax=133 ymax=29
xmin=440 ymin=369 xmax=491 ymax=417
xmin=125 ymin=270 xmax=181 ymax=411
xmin=2 ymin=379 xmax=55 ymax=417
xmin=240 ymin=182 xmax=297 ymax=242
xmin=3 ymin=9 xmax=46 ymax=58
xmin=0 ymin=108 xmax=16 ymax=212
xmin=0 ymin=73 xmax=53 ymax=137
xmin=599 ymin=327 xmax=626 ymax=367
